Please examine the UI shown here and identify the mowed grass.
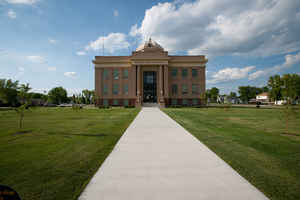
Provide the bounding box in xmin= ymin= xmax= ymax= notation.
xmin=163 ymin=107 xmax=300 ymax=200
xmin=0 ymin=107 xmax=139 ymax=200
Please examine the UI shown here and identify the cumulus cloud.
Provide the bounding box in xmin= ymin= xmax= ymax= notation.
xmin=76 ymin=51 xmax=86 ymax=56
xmin=7 ymin=9 xmax=16 ymax=19
xmin=18 ymin=66 xmax=25 ymax=71
xmin=48 ymin=38 xmax=58 ymax=44
xmin=27 ymin=55 xmax=46 ymax=64
xmin=113 ymin=9 xmax=119 ymax=17
xmin=249 ymin=52 xmax=300 ymax=80
xmin=4 ymin=0 xmax=38 ymax=4
xmin=131 ymin=0 xmax=300 ymax=56
xmin=85 ymin=33 xmax=130 ymax=54
xmin=208 ymin=66 xmax=255 ymax=84
xmin=47 ymin=67 xmax=56 ymax=71
xmin=64 ymin=72 xmax=77 ymax=78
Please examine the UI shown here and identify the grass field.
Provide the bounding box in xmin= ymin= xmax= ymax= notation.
xmin=163 ymin=107 xmax=300 ymax=200
xmin=0 ymin=107 xmax=139 ymax=200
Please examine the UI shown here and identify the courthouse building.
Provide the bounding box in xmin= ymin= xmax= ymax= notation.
xmin=94 ymin=39 xmax=207 ymax=107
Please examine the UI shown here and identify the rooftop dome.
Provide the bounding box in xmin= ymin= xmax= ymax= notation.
xmin=136 ymin=38 xmax=164 ymax=52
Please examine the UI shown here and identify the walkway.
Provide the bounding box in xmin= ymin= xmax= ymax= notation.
xmin=79 ymin=107 xmax=269 ymax=200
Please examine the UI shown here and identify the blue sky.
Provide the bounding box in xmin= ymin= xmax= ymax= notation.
xmin=1 ymin=0 xmax=300 ymax=95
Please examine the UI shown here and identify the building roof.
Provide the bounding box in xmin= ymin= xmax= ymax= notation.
xmin=136 ymin=38 xmax=164 ymax=52
xmin=257 ymin=92 xmax=269 ymax=96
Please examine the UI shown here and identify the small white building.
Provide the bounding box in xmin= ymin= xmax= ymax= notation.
xmin=256 ymin=92 xmax=269 ymax=103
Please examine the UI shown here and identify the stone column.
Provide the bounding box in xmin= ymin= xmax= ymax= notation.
xmin=164 ymin=65 xmax=169 ymax=98
xmin=159 ymin=65 xmax=165 ymax=106
xmin=136 ymin=65 xmax=141 ymax=107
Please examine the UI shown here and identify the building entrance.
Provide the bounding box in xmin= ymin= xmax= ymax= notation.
xmin=143 ymin=71 xmax=157 ymax=103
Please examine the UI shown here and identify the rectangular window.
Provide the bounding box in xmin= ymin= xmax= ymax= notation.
xmin=182 ymin=68 xmax=188 ymax=78
xmin=182 ymin=99 xmax=188 ymax=105
xmin=103 ymin=69 xmax=109 ymax=80
xmin=171 ymin=99 xmax=177 ymax=105
xmin=123 ymin=69 xmax=129 ymax=79
xmin=171 ymin=84 xmax=178 ymax=95
xmin=182 ymin=84 xmax=188 ymax=95
xmin=123 ymin=99 xmax=129 ymax=106
xmin=103 ymin=99 xmax=108 ymax=106
xmin=171 ymin=68 xmax=177 ymax=78
xmin=113 ymin=83 xmax=119 ymax=95
xmin=103 ymin=84 xmax=108 ymax=95
xmin=192 ymin=69 xmax=198 ymax=77
xmin=113 ymin=99 xmax=118 ymax=106
xmin=192 ymin=84 xmax=198 ymax=94
xmin=123 ymin=84 xmax=129 ymax=95
xmin=113 ymin=69 xmax=119 ymax=80
xmin=193 ymin=99 xmax=198 ymax=105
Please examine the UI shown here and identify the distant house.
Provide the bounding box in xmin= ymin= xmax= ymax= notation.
xmin=256 ymin=92 xmax=270 ymax=104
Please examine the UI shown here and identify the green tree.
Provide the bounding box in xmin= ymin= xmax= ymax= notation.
xmin=228 ymin=92 xmax=237 ymax=99
xmin=206 ymin=87 xmax=219 ymax=103
xmin=238 ymin=86 xmax=262 ymax=103
xmin=0 ymin=79 xmax=19 ymax=106
xmin=268 ymin=75 xmax=283 ymax=101
xmin=15 ymin=83 xmax=32 ymax=129
xmin=18 ymin=83 xmax=32 ymax=104
xmin=281 ymin=74 xmax=300 ymax=103
xmin=48 ymin=87 xmax=68 ymax=104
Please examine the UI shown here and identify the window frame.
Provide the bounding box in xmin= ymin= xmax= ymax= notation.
xmin=113 ymin=69 xmax=119 ymax=80
xmin=192 ymin=69 xmax=198 ymax=77
xmin=182 ymin=84 xmax=188 ymax=95
xmin=123 ymin=69 xmax=129 ymax=79
xmin=182 ymin=68 xmax=188 ymax=78
xmin=113 ymin=83 xmax=119 ymax=95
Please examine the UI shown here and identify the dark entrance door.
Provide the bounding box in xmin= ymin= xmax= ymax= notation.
xmin=143 ymin=71 xmax=157 ymax=103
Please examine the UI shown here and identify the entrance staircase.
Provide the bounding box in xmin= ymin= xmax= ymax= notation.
xmin=142 ymin=103 xmax=159 ymax=107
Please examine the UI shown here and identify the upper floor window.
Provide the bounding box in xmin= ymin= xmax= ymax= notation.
xmin=171 ymin=68 xmax=177 ymax=78
xmin=103 ymin=84 xmax=108 ymax=95
xmin=113 ymin=83 xmax=119 ymax=95
xmin=123 ymin=69 xmax=129 ymax=79
xmin=182 ymin=84 xmax=188 ymax=95
xmin=182 ymin=68 xmax=188 ymax=78
xmin=113 ymin=69 xmax=119 ymax=80
xmin=103 ymin=69 xmax=109 ymax=80
xmin=192 ymin=84 xmax=198 ymax=94
xmin=123 ymin=84 xmax=129 ymax=95
xmin=171 ymin=84 xmax=178 ymax=95
xmin=192 ymin=69 xmax=198 ymax=77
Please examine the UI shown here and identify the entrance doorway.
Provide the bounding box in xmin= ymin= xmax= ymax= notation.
xmin=143 ymin=71 xmax=157 ymax=103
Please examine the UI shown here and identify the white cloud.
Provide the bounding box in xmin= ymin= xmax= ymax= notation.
xmin=27 ymin=55 xmax=46 ymax=64
xmin=249 ymin=52 xmax=300 ymax=80
xmin=129 ymin=24 xmax=139 ymax=37
xmin=113 ymin=9 xmax=119 ymax=17
xmin=85 ymin=33 xmax=130 ymax=54
xmin=76 ymin=51 xmax=86 ymax=56
xmin=4 ymin=0 xmax=38 ymax=4
xmin=47 ymin=67 xmax=56 ymax=71
xmin=18 ymin=66 xmax=25 ymax=71
xmin=132 ymin=0 xmax=300 ymax=56
xmin=7 ymin=9 xmax=16 ymax=19
xmin=208 ymin=66 xmax=255 ymax=84
xmin=48 ymin=38 xmax=58 ymax=44
xmin=64 ymin=72 xmax=77 ymax=78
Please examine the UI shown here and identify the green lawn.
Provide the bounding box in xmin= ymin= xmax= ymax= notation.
xmin=163 ymin=107 xmax=300 ymax=200
xmin=0 ymin=107 xmax=139 ymax=200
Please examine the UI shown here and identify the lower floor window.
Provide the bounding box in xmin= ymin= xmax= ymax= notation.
xmin=182 ymin=99 xmax=188 ymax=105
xmin=103 ymin=99 xmax=108 ymax=106
xmin=171 ymin=99 xmax=177 ymax=105
xmin=192 ymin=99 xmax=198 ymax=105
xmin=113 ymin=84 xmax=119 ymax=95
xmin=124 ymin=99 xmax=129 ymax=106
xmin=113 ymin=99 xmax=118 ymax=105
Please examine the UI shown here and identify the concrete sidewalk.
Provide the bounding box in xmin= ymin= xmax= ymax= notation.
xmin=79 ymin=107 xmax=269 ymax=200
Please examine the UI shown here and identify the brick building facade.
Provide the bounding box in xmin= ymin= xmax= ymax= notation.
xmin=94 ymin=39 xmax=207 ymax=107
